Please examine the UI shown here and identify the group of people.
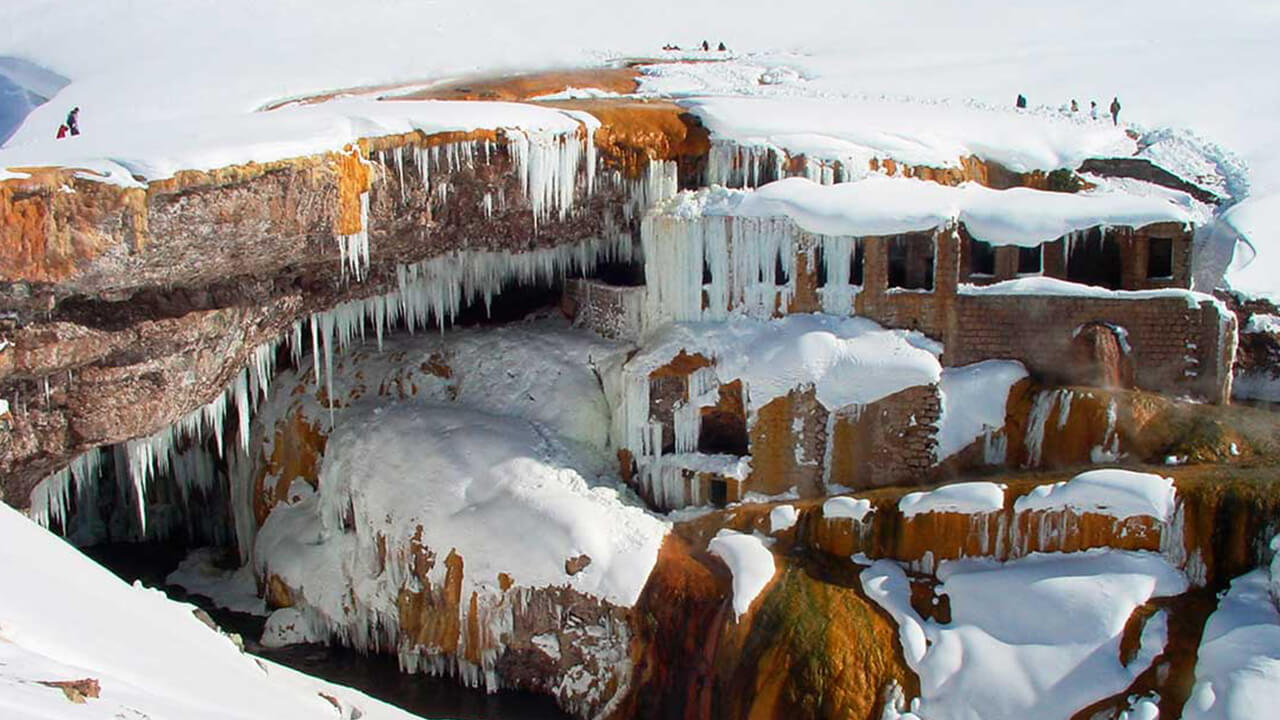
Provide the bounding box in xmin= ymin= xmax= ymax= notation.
xmin=662 ymin=40 xmax=728 ymax=52
xmin=54 ymin=107 xmax=79 ymax=139
xmin=1016 ymin=94 xmax=1123 ymax=125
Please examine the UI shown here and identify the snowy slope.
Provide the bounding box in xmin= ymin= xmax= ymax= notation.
xmin=0 ymin=501 xmax=426 ymax=720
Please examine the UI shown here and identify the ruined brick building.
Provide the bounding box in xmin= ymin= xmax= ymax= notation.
xmin=567 ymin=179 xmax=1236 ymax=509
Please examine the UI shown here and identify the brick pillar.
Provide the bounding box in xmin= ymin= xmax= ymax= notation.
xmin=1043 ymin=238 xmax=1068 ymax=280
xmin=860 ymin=236 xmax=889 ymax=303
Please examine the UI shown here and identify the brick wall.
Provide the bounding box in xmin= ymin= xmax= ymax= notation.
xmin=562 ymin=278 xmax=644 ymax=341
xmin=947 ymin=294 xmax=1233 ymax=402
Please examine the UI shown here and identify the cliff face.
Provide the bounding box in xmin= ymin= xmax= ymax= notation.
xmin=0 ymin=109 xmax=691 ymax=499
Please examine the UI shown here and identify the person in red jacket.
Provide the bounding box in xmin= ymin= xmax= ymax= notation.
xmin=55 ymin=124 xmax=69 ymax=139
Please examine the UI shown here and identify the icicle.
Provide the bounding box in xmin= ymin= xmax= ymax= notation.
xmin=503 ymin=125 xmax=591 ymax=228
xmin=394 ymin=146 xmax=406 ymax=204
xmin=818 ymin=235 xmax=860 ymax=316
xmin=336 ymin=191 xmax=371 ymax=282
xmin=29 ymin=447 xmax=105 ymax=530
xmin=673 ymin=400 xmax=700 ymax=454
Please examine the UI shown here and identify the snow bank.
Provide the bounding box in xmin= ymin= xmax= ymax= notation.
xmin=1185 ymin=568 xmax=1280 ymax=719
xmin=661 ymin=176 xmax=1191 ymax=249
xmin=707 ymin=529 xmax=777 ymax=620
xmin=1013 ymin=469 xmax=1177 ymax=522
xmin=0 ymin=502 xmax=419 ymax=720
xmin=936 ymin=360 xmax=1027 ymax=461
xmin=822 ymin=496 xmax=874 ymax=522
xmin=862 ymin=550 xmax=1188 ymax=720
xmin=898 ymin=482 xmax=1005 ymax=518
xmin=238 ymin=317 xmax=666 ymax=699
xmin=682 ymin=95 xmax=1135 ymax=175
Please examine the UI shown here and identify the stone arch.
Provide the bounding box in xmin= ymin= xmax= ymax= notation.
xmin=1069 ymin=322 xmax=1135 ymax=389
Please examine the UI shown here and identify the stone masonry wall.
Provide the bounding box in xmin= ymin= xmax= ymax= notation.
xmin=826 ymin=385 xmax=941 ymax=490
xmin=562 ymin=278 xmax=644 ymax=341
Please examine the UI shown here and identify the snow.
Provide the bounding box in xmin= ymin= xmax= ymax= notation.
xmin=1222 ymin=193 xmax=1280 ymax=302
xmin=768 ymin=504 xmax=799 ymax=533
xmin=959 ymin=275 xmax=1226 ymax=313
xmin=862 ymin=549 xmax=1189 ymax=720
xmin=1013 ymin=469 xmax=1177 ymax=523
xmin=1185 ymin=569 xmax=1280 ymax=719
xmin=707 ymin=529 xmax=777 ymax=620
xmin=936 ymin=360 xmax=1027 ymax=462
xmin=0 ymin=501 xmax=424 ymax=720
xmin=822 ymin=496 xmax=874 ymax=523
xmin=1231 ymin=370 xmax=1280 ymax=404
xmin=683 ymin=95 xmax=1135 ymax=176
xmin=166 ymin=547 xmax=268 ymax=616
xmin=658 ymin=177 xmax=1191 ymax=249
xmin=898 ymin=482 xmax=1006 ymax=518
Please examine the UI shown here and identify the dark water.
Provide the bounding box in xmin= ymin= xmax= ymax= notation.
xmin=83 ymin=543 xmax=571 ymax=720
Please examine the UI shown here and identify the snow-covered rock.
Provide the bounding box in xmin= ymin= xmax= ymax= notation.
xmin=249 ymin=318 xmax=669 ymax=715
xmin=936 ymin=360 xmax=1027 ymax=462
xmin=707 ymin=529 xmax=777 ymax=620
xmin=1012 ymin=469 xmax=1177 ymax=523
xmin=863 ymin=549 xmax=1188 ymax=720
xmin=898 ymin=482 xmax=1006 ymax=518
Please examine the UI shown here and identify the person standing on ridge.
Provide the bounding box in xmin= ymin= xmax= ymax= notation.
xmin=1070 ymin=99 xmax=1079 ymax=113
xmin=1015 ymin=94 xmax=1027 ymax=109
xmin=55 ymin=124 xmax=68 ymax=139
xmin=701 ymin=40 xmax=710 ymax=51
xmin=66 ymin=107 xmax=80 ymax=136
xmin=1090 ymin=100 xmax=1099 ymax=120
xmin=1109 ymin=97 xmax=1121 ymax=126
xmin=718 ymin=41 xmax=727 ymax=51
